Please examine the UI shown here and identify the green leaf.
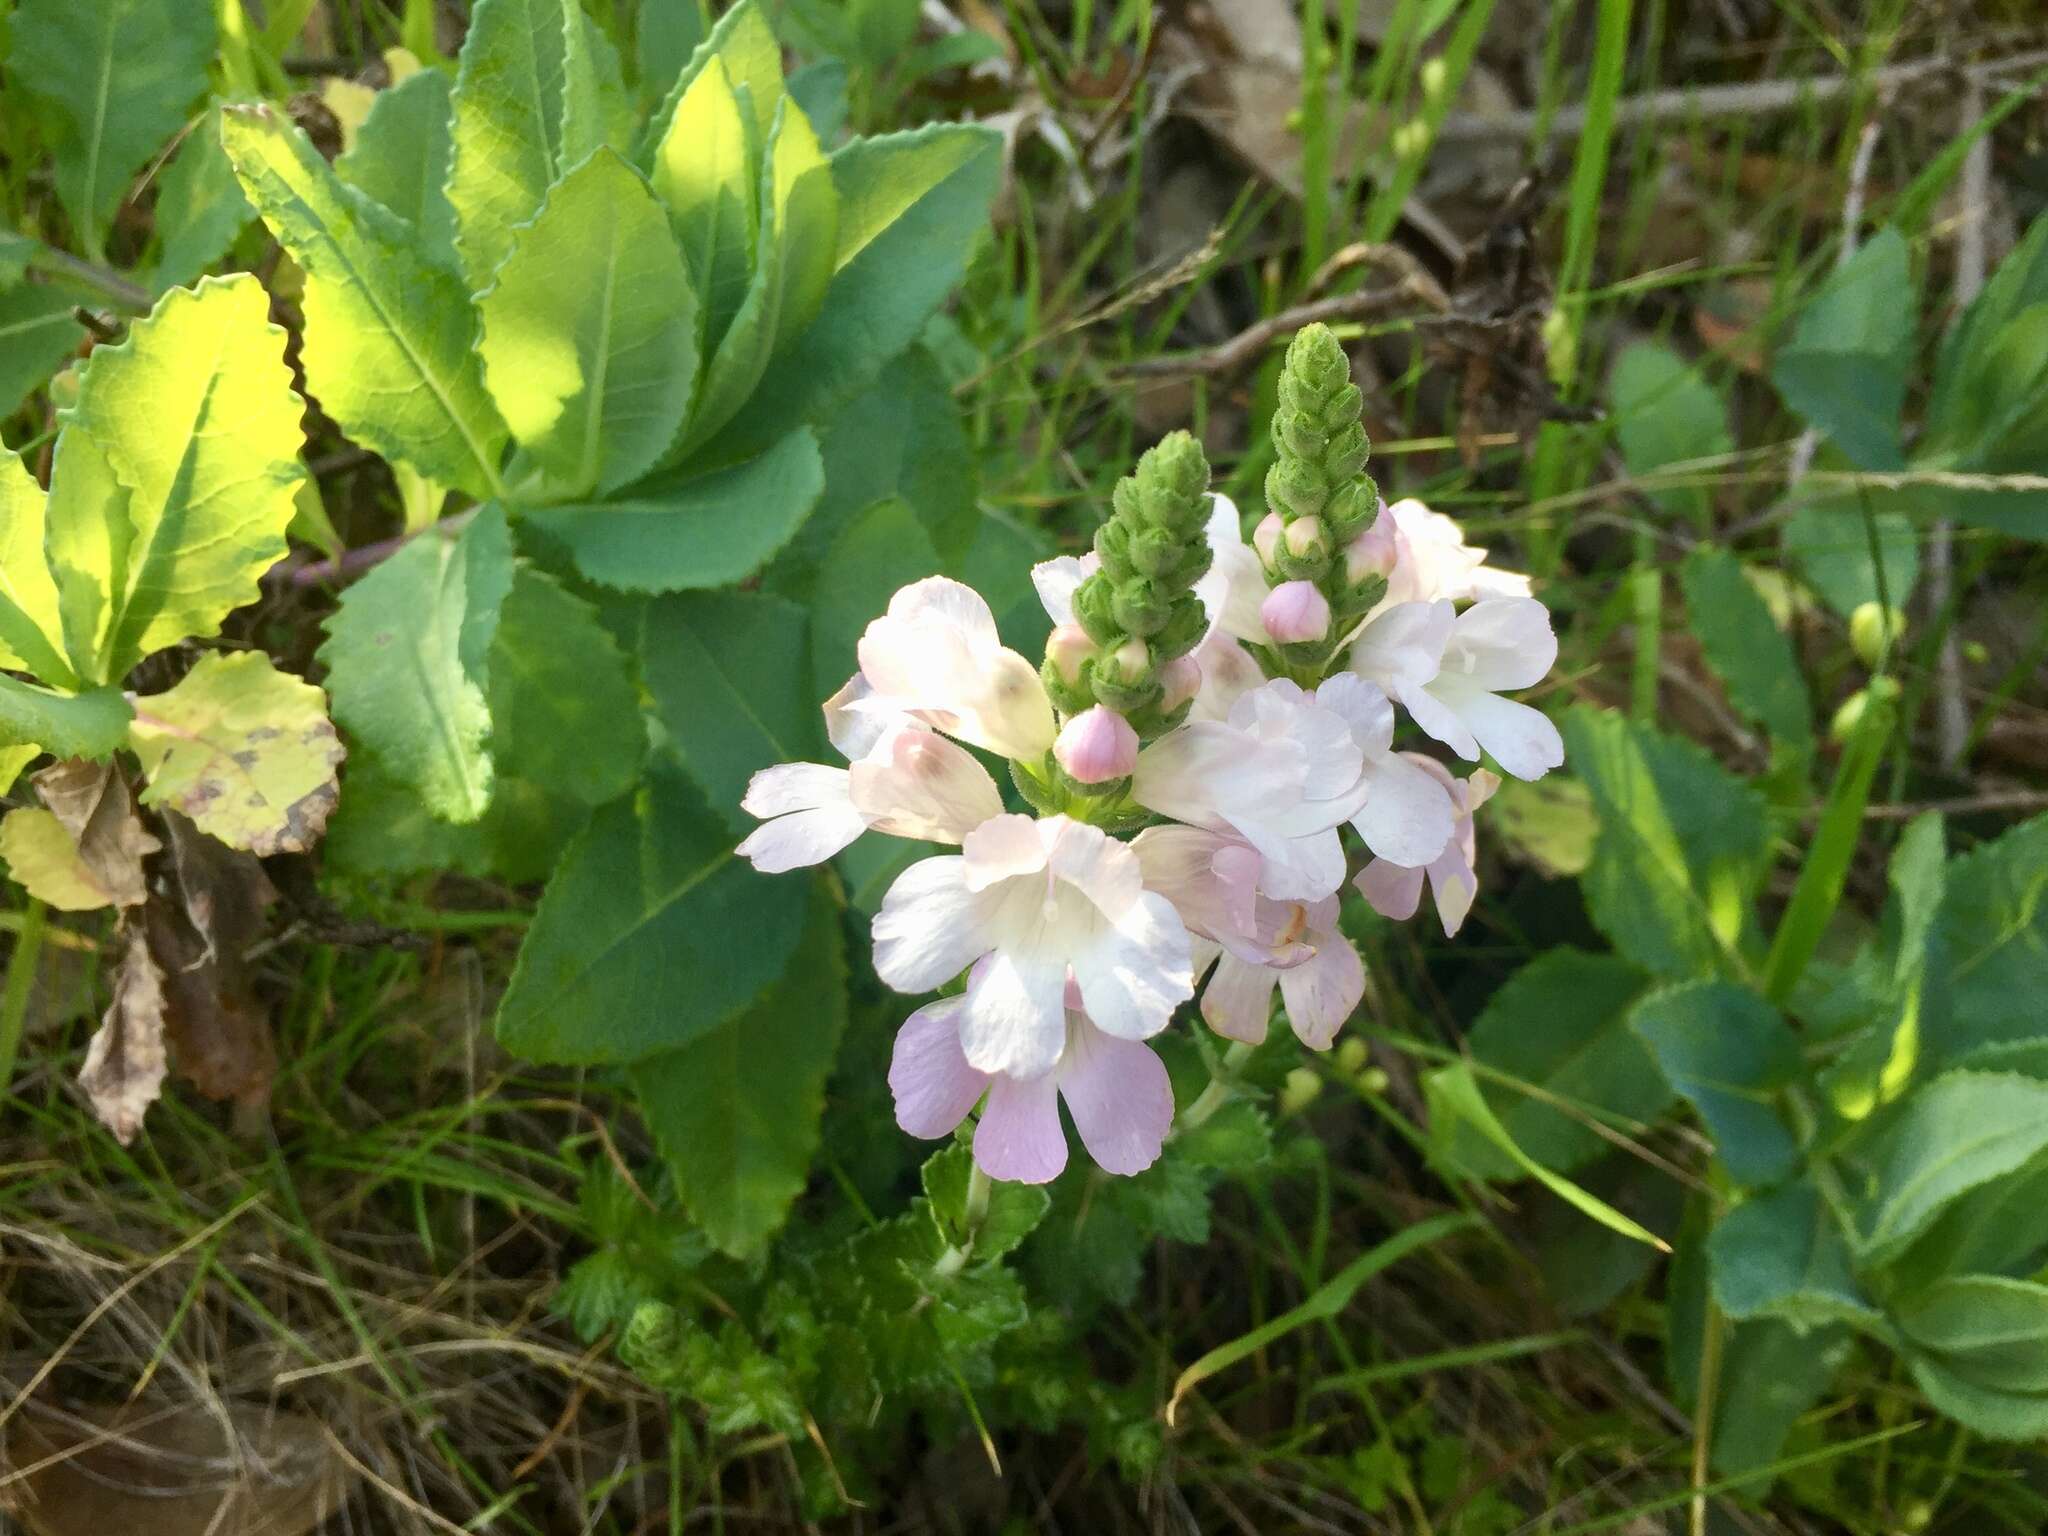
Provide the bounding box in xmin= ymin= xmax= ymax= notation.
xmin=1709 ymin=1181 xmax=1877 ymax=1330
xmin=0 ymin=448 xmax=75 ymax=688
xmin=1425 ymin=1062 xmax=1669 ymax=1250
xmin=1564 ymin=707 xmax=1770 ymax=978
xmin=1897 ymin=1275 xmax=2048 ymax=1438
xmin=446 ymin=0 xmax=610 ymax=294
xmin=1610 ymin=342 xmax=1733 ymax=527
xmin=151 ymin=104 xmax=255 ymax=295
xmin=808 ymin=498 xmax=942 ymax=708
xmin=649 ymin=55 xmax=757 ymax=359
xmin=1854 ymin=1070 xmax=2048 ymax=1264
xmin=479 ymin=149 xmax=697 ymax=498
xmin=495 ymin=763 xmax=808 ymax=1064
xmin=0 ymin=675 xmax=131 ymax=759
xmin=1678 ymin=547 xmax=1812 ymax=753
xmin=523 ymin=425 xmax=823 ymax=592
xmin=335 ymin=68 xmax=459 ymax=274
xmin=8 ymin=0 xmax=215 ymax=260
xmin=317 ymin=507 xmax=515 ymax=824
xmin=1926 ymin=212 xmax=2048 ymax=465
xmin=1771 ymin=229 xmax=1915 ymax=470
xmin=0 ymin=284 xmax=88 ymax=420
xmin=724 ymin=123 xmax=1001 ymax=459
xmin=1709 ymin=1319 xmax=1853 ymax=1480
xmin=1891 ymin=1158 xmax=2048 ymax=1296
xmin=920 ymin=1144 xmax=1050 ymax=1262
xmin=1780 ymin=485 xmax=1920 ymax=615
xmin=1461 ymin=948 xmax=1665 ymax=1176
xmin=1631 ymin=979 xmax=1801 ymax=1188
xmin=1933 ymin=813 xmax=2048 ymax=1064
xmin=642 ymin=588 xmax=821 ymax=822
xmin=0 ymin=227 xmax=34 ymax=290
xmin=222 ymin=105 xmax=508 ymax=500
xmin=127 ymin=652 xmax=343 ymax=856
xmin=57 ymin=275 xmax=307 ymax=684
xmin=641 ymin=0 xmax=784 ymax=163
xmin=631 ymin=882 xmax=846 ymax=1255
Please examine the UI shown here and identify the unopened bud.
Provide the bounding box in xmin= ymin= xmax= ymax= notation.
xmin=1334 ymin=1038 xmax=1369 ymax=1076
xmin=1284 ymin=516 xmax=1329 ymax=560
xmin=1157 ymin=653 xmax=1202 ymax=713
xmin=1830 ymin=687 xmax=1873 ymax=745
xmin=1054 ymin=705 xmax=1139 ymax=784
xmin=1103 ymin=636 xmax=1151 ymax=685
xmin=1261 ymin=580 xmax=1331 ymax=644
xmin=1045 ymin=624 xmax=1093 ymax=685
xmin=1253 ymin=511 xmax=1285 ymax=570
xmin=1344 ymin=513 xmax=1396 ymax=587
xmin=1849 ymin=601 xmax=1906 ymax=669
xmin=1279 ymin=1067 xmax=1322 ymax=1114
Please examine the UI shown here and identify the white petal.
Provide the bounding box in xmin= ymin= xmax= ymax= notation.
xmin=872 ymin=856 xmax=986 ymax=992
xmin=1189 ymin=631 xmax=1264 ymax=722
xmin=974 ymin=1070 xmax=1067 ymax=1183
xmin=961 ymin=813 xmax=1050 ymax=892
xmin=1201 ymin=954 xmax=1276 ymax=1043
xmin=1133 ymin=721 xmax=1292 ymax=828
xmin=824 ymin=673 xmax=894 ymax=760
xmin=735 ymin=805 xmax=866 ymax=872
xmin=1058 ymin=1021 xmax=1173 ymax=1176
xmin=857 ymin=578 xmax=1056 ymax=759
xmin=1314 ymin=672 xmax=1396 ymax=759
xmin=1130 ymin=824 xmax=1254 ymax=945
xmin=1449 ymin=598 xmax=1557 ymax=692
xmin=849 ymin=730 xmax=1003 ymax=843
xmin=1355 ymin=859 xmax=1424 ymax=921
xmin=1030 ymin=554 xmax=1095 ymax=627
xmin=889 ymin=999 xmax=989 ymax=1138
xmin=1350 ymin=752 xmax=1457 ymax=867
xmin=1350 ymin=600 xmax=1452 ymax=694
xmin=959 ymin=947 xmax=1069 ymax=1077
xmin=742 ymin=762 xmax=852 ymax=818
xmin=1069 ymin=889 xmax=1192 ymax=1040
xmin=885 ymin=575 xmax=1002 ymax=646
xmin=1442 ymin=684 xmax=1564 ymax=780
xmin=1401 ymin=679 xmax=1482 ymax=761
xmin=1042 ymin=816 xmax=1144 ymax=914
xmin=1253 ymin=827 xmax=1348 ymax=904
xmin=1427 ymin=846 xmax=1481 ymax=937
xmin=1278 ymin=936 xmax=1364 ymax=1049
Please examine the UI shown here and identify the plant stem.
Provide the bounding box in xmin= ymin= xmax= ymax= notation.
xmin=0 ymin=898 xmax=47 ymax=1099
xmin=933 ymin=1162 xmax=995 ymax=1277
xmin=1179 ymin=1039 xmax=1257 ymax=1132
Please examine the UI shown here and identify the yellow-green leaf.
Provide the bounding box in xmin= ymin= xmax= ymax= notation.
xmin=649 ymin=55 xmax=756 ymax=358
xmin=0 ymin=447 xmax=73 ymax=687
xmin=128 ymin=652 xmax=345 ymax=856
xmin=58 ymin=275 xmax=307 ymax=684
xmin=0 ymin=808 xmax=121 ymax=909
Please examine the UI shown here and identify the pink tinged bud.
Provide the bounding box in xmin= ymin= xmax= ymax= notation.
xmin=1253 ymin=511 xmax=1285 ymax=569
xmin=1345 ymin=518 xmax=1398 ymax=587
xmin=1157 ymin=653 xmax=1202 ymax=712
xmin=1261 ymin=580 xmax=1331 ymax=643
xmin=1054 ymin=706 xmax=1140 ymax=784
xmin=1045 ymin=623 xmax=1094 ymax=685
xmin=1106 ymin=636 xmax=1150 ymax=683
xmin=1284 ymin=516 xmax=1328 ymax=559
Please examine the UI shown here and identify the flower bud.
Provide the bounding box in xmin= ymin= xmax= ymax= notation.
xmin=1279 ymin=1067 xmax=1322 ymax=1114
xmin=1829 ymin=687 xmax=1873 ymax=746
xmin=1103 ymin=636 xmax=1151 ymax=685
xmin=1044 ymin=623 xmax=1094 ymax=686
xmin=1252 ymin=511 xmax=1285 ymax=570
xmin=1344 ymin=514 xmax=1397 ymax=587
xmin=1156 ymin=653 xmax=1202 ymax=712
xmin=1284 ymin=516 xmax=1329 ymax=561
xmin=1054 ymin=705 xmax=1139 ymax=784
xmin=1849 ymin=601 xmax=1906 ymax=669
xmin=1261 ymin=580 xmax=1331 ymax=644
xmin=1334 ymin=1038 xmax=1369 ymax=1076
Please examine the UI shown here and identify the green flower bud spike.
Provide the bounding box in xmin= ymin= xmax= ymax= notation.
xmin=1262 ymin=323 xmax=1389 ymax=670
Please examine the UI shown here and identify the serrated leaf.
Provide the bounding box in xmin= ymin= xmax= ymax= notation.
xmin=59 ymin=275 xmax=306 ymax=684
xmin=222 ymin=105 xmax=508 ymax=499
xmin=1565 ymin=707 xmax=1770 ymax=978
xmin=1709 ymin=1181 xmax=1877 ymax=1330
xmin=642 ymin=587 xmax=822 ymax=823
xmin=631 ymin=881 xmax=846 ymax=1255
xmin=0 ymin=284 xmax=88 ymax=419
xmin=920 ymin=1143 xmax=1050 ymax=1261
xmin=1898 ymin=1275 xmax=2048 ymax=1438
xmin=1175 ymin=1099 xmax=1274 ymax=1171
xmin=1855 ymin=1070 xmax=2048 ymax=1264
xmin=524 ymin=425 xmax=823 ymax=592
xmin=0 ymin=448 xmax=74 ymax=687
xmin=1631 ymin=979 xmax=1801 ymax=1188
xmin=495 ymin=763 xmax=808 ymax=1064
xmin=317 ymin=506 xmax=515 ymax=824
xmin=446 ymin=0 xmax=609 ymax=293
xmin=650 ymin=56 xmax=757 ymax=359
xmin=479 ymin=149 xmax=697 ymax=498
xmin=1932 ymin=813 xmax=2048 ymax=1064
xmin=485 ymin=567 xmax=645 ymax=807
xmin=1461 ymin=948 xmax=1665 ymax=1176
xmin=127 ymin=652 xmax=344 ymax=856
xmin=1679 ymin=547 xmax=1812 ymax=753
xmin=335 ymin=68 xmax=459 ymax=274
xmin=1771 ymin=229 xmax=1914 ymax=470
xmin=641 ymin=0 xmax=784 ymax=163
xmin=0 ymin=676 xmax=131 ymax=759
xmin=151 ymin=104 xmax=255 ymax=296
xmin=1610 ymin=342 xmax=1732 ymax=527
xmin=1707 ymin=1319 xmax=1853 ymax=1480
xmin=8 ymin=0 xmax=215 ymax=260
xmin=723 ymin=124 xmax=1000 ymax=459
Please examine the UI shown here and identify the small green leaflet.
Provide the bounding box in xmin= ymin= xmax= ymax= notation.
xmin=650 ymin=55 xmax=757 ymax=359
xmin=222 ymin=105 xmax=508 ymax=500
xmin=336 ymin=68 xmax=459 ymax=274
xmin=1771 ymin=228 xmax=1915 ymax=470
xmin=318 ymin=507 xmax=515 ymax=825
xmin=0 ymin=284 xmax=89 ymax=420
xmin=1678 ymin=548 xmax=1813 ymax=754
xmin=479 ymin=149 xmax=698 ymax=498
xmin=1630 ymin=979 xmax=1802 ymax=1189
xmin=1896 ymin=1275 xmax=2048 ymax=1440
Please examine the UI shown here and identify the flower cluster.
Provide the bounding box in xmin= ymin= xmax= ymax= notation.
xmin=740 ymin=325 xmax=1562 ymax=1184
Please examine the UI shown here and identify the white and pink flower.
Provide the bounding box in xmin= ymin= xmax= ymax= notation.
xmin=871 ymin=814 xmax=1193 ymax=1079
xmin=1356 ymin=758 xmax=1501 ymax=937
xmin=854 ymin=576 xmax=1056 ymax=761
xmin=889 ymin=981 xmax=1175 ymax=1183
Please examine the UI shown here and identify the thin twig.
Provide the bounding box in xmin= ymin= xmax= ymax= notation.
xmin=1862 ymin=790 xmax=2048 ymax=821
xmin=24 ymin=247 xmax=153 ymax=311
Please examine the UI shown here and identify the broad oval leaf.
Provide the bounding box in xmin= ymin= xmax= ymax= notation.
xmin=1897 ymin=1275 xmax=2048 ymax=1440
xmin=1631 ymin=978 xmax=1802 ymax=1188
xmin=1708 ymin=1180 xmax=1877 ymax=1331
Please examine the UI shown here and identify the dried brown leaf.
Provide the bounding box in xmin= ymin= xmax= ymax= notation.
xmin=77 ymin=920 xmax=167 ymax=1145
xmin=30 ymin=759 xmax=159 ymax=908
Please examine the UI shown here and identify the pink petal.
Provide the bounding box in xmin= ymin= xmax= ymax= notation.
xmin=1315 ymin=673 xmax=1395 ymax=758
xmin=889 ymin=999 xmax=989 ymax=1138
xmin=1058 ymin=1022 xmax=1173 ymax=1176
xmin=741 ymin=762 xmax=852 ymax=818
xmin=974 ymin=1070 xmax=1067 ymax=1183
xmin=1427 ymin=847 xmax=1481 ymax=937
xmin=872 ymin=856 xmax=985 ymax=992
xmin=1201 ymin=954 xmax=1277 ymax=1043
xmin=1278 ymin=934 xmax=1365 ymax=1049
xmin=848 ymin=730 xmax=1003 ymax=843
xmin=961 ymin=813 xmax=1049 ymax=892
xmin=1356 ymin=859 xmax=1424 ymax=922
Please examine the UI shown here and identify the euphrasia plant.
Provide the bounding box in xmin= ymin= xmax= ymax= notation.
xmin=741 ymin=321 xmax=1564 ymax=1187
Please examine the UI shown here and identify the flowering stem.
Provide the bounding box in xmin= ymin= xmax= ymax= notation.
xmin=933 ymin=1161 xmax=995 ymax=1277
xmin=1178 ymin=1039 xmax=1257 ymax=1132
